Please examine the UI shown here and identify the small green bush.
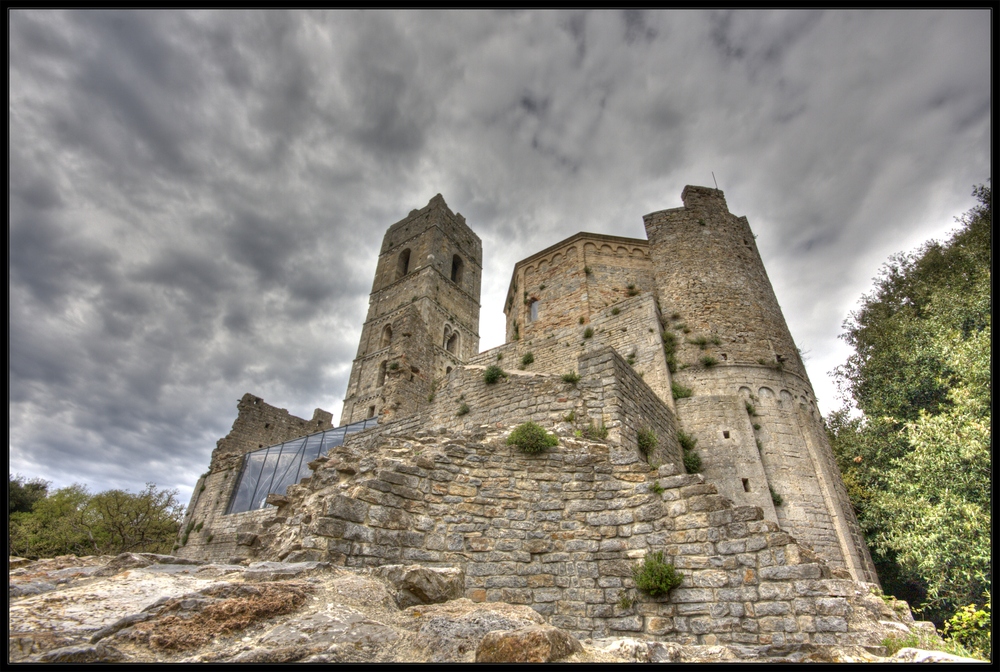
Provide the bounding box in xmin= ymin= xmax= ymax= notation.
xmin=753 ymin=423 xmax=761 ymax=431
xmin=611 ymin=307 xmax=620 ymax=315
xmin=457 ymin=403 xmax=470 ymax=416
xmin=650 ymin=481 xmax=665 ymax=495
xmin=637 ymin=428 xmax=657 ymax=455
xmin=770 ymin=486 xmax=783 ymax=506
xmin=563 ymin=410 xmax=576 ymax=423
xmin=582 ymin=422 xmax=608 ymax=441
xmin=683 ymin=450 xmax=702 ymax=473
xmin=670 ymin=312 xmax=681 ymax=321
xmin=506 ymin=422 xmax=558 ymax=454
xmin=745 ymin=401 xmax=757 ymax=416
xmin=561 ymin=372 xmax=581 ymax=384
xmin=671 ymin=382 xmax=693 ymax=399
xmin=483 ymin=365 xmax=506 ymax=384
xmin=632 ymin=551 xmax=683 ymax=598
xmin=584 ymin=266 xmax=592 ymax=276
xmin=688 ymin=335 xmax=709 ymax=349
xmin=627 ymin=283 xmax=639 ymax=297
xmin=194 ymin=521 xmax=204 ymax=532
xmin=583 ymin=327 xmax=594 ymax=339
xmin=579 ymin=316 xmax=585 ymax=324
xmin=617 ymin=589 xmax=635 ymax=610
xmin=677 ymin=430 xmax=697 ymax=452
xmin=389 ymin=361 xmax=400 ymax=370
xmin=700 ymin=355 xmax=718 ymax=367
xmin=520 ymin=352 xmax=534 ymax=368
xmin=944 ymin=599 xmax=992 ymax=661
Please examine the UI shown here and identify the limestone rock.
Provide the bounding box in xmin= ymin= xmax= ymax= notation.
xmin=374 ymin=564 xmax=464 ymax=607
xmin=890 ymin=647 xmax=988 ymax=663
xmin=406 ymin=598 xmax=545 ymax=662
xmin=476 ymin=624 xmax=582 ymax=662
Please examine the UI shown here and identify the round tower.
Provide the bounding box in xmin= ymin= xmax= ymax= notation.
xmin=643 ymin=185 xmax=806 ymax=386
xmin=644 ymin=186 xmax=878 ymax=584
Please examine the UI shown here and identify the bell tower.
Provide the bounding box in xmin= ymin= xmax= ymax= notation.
xmin=340 ymin=195 xmax=482 ymax=425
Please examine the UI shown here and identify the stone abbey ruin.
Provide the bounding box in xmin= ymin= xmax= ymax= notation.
xmin=178 ymin=186 xmax=887 ymax=646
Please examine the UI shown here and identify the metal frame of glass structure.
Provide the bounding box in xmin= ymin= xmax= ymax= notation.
xmin=226 ymin=417 xmax=378 ymax=514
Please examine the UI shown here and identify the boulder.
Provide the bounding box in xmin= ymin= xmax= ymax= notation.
xmin=475 ymin=624 xmax=582 ymax=663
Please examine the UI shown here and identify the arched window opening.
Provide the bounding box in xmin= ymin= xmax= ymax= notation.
xmin=367 ymin=406 xmax=376 ymax=419
xmin=396 ymin=249 xmax=411 ymax=280
xmin=529 ymin=299 xmax=539 ymax=322
xmin=377 ymin=360 xmax=387 ymax=387
xmin=451 ymin=254 xmax=464 ymax=284
xmin=446 ymin=330 xmax=460 ymax=354
xmin=380 ymin=325 xmax=392 ymax=348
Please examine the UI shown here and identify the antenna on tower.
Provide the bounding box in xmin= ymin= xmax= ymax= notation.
xmin=712 ymin=172 xmax=719 ymax=191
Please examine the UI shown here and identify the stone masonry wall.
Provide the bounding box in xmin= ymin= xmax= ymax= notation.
xmin=505 ymin=233 xmax=653 ymax=344
xmin=243 ymin=426 xmax=882 ymax=647
xmin=176 ymin=393 xmax=335 ymax=560
xmin=670 ymin=363 xmax=877 ymax=584
xmin=472 ymin=294 xmax=675 ymax=414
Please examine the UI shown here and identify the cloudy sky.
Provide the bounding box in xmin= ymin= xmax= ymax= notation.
xmin=9 ymin=10 xmax=990 ymax=501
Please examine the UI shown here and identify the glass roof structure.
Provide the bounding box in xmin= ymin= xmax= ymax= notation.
xmin=226 ymin=417 xmax=378 ymax=514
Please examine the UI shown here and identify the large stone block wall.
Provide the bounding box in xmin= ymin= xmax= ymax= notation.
xmin=473 ymin=294 xmax=675 ymax=413
xmin=406 ymin=346 xmax=680 ymax=470
xmin=236 ymin=427 xmax=881 ymax=647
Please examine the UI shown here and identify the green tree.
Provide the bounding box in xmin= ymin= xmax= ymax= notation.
xmin=9 ymin=484 xmax=93 ymax=558
xmin=9 ymin=473 xmax=50 ymax=514
xmin=830 ymin=185 xmax=991 ymax=648
xmin=9 ymin=482 xmax=183 ymax=558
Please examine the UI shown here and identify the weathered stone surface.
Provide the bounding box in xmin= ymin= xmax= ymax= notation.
xmin=475 ymin=624 xmax=583 ymax=663
xmin=374 ymin=564 xmax=465 ymax=607
xmin=243 ymin=560 xmax=331 ymax=582
xmin=405 ymin=598 xmax=544 ymax=662
xmin=10 ymin=554 xmax=985 ymax=664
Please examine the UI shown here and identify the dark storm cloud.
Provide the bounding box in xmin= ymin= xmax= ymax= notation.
xmin=9 ymin=10 xmax=990 ymax=500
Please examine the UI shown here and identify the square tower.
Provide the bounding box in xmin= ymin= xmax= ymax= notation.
xmin=340 ymin=195 xmax=482 ymax=425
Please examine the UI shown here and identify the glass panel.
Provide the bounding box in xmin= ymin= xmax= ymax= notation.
xmin=224 ymin=418 xmax=376 ymax=515
xmin=228 ymin=448 xmax=270 ymax=514
xmin=251 ymin=445 xmax=284 ymax=510
xmin=269 ymin=441 xmax=306 ymax=499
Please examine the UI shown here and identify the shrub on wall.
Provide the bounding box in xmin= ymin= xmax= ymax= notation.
xmin=637 ymin=427 xmax=657 ymax=456
xmin=632 ymin=551 xmax=683 ymax=598
xmin=671 ymin=382 xmax=693 ymax=399
xmin=506 ymin=422 xmax=558 ymax=454
xmin=483 ymin=365 xmax=506 ymax=384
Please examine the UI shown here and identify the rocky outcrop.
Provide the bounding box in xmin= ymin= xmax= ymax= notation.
xmin=10 ymin=554 xmax=984 ymax=663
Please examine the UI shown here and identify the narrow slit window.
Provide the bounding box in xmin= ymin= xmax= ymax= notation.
xmin=396 ymin=248 xmax=411 ymax=280
xmin=529 ymin=299 xmax=539 ymax=322
xmin=451 ymin=254 xmax=464 ymax=283
xmin=742 ymin=478 xmax=750 ymax=492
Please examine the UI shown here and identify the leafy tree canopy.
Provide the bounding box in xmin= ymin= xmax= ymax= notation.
xmin=9 ymin=473 xmax=50 ymax=514
xmin=830 ymin=184 xmax=991 ymax=647
xmin=9 ymin=481 xmax=183 ymax=559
